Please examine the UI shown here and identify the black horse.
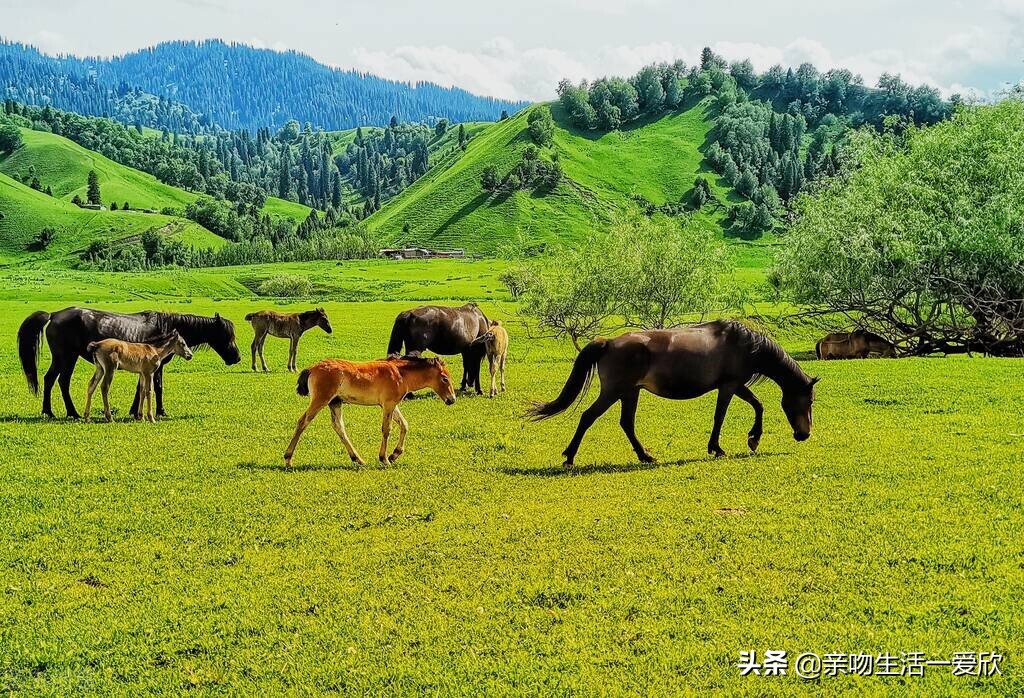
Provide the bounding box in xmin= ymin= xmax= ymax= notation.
xmin=528 ymin=320 xmax=819 ymax=466
xmin=18 ymin=307 xmax=242 ymax=419
xmin=387 ymin=303 xmax=490 ymax=394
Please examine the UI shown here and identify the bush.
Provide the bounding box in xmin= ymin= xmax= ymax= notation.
xmin=255 ymin=275 xmax=314 ymax=297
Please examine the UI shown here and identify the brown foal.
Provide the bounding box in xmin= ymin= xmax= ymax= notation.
xmin=245 ymin=308 xmax=332 ymax=372
xmin=85 ymin=331 xmax=193 ymax=423
xmin=284 ymin=355 xmax=457 ymax=467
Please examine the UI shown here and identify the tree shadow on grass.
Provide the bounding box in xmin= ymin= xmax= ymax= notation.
xmin=501 ymin=450 xmax=792 ymax=477
xmin=236 ymin=461 xmax=368 ymax=473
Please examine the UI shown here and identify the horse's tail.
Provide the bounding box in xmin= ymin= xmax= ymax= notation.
xmin=17 ymin=311 xmax=51 ymax=395
xmin=526 ymin=339 xmax=607 ymax=421
xmin=386 ymin=314 xmax=406 ymax=356
xmin=86 ymin=341 xmax=100 ymax=355
xmin=814 ymin=339 xmax=822 ymax=360
xmin=296 ymin=368 xmax=311 ymax=397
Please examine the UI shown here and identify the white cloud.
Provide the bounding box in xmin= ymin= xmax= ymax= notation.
xmin=28 ymin=30 xmax=71 ymax=56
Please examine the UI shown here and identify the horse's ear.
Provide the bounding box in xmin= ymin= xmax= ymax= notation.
xmin=810 ymin=376 xmax=821 ymax=386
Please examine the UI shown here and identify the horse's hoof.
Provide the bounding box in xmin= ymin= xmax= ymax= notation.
xmin=379 ymin=458 xmax=391 ymax=467
xmin=748 ymin=435 xmax=761 ymax=452
xmin=283 ymin=454 xmax=293 ymax=467
xmin=351 ymin=455 xmax=365 ymax=466
xmin=389 ymin=450 xmax=403 ymax=463
xmin=708 ymin=446 xmax=726 ymax=458
xmin=638 ymin=452 xmax=656 ymax=464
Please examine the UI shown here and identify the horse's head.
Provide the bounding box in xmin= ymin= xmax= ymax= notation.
xmin=426 ymin=357 xmax=457 ymax=405
xmin=211 ymin=313 xmax=242 ymax=366
xmin=782 ymin=376 xmax=819 ymax=441
xmin=315 ymin=307 xmax=333 ymax=334
xmin=169 ymin=330 xmax=193 ymax=361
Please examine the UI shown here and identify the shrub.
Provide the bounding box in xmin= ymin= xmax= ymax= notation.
xmin=255 ymin=275 xmax=313 ymax=297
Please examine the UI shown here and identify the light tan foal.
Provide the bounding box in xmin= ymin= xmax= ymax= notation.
xmin=85 ymin=331 xmax=193 ymax=422
xmin=484 ymin=320 xmax=509 ymax=398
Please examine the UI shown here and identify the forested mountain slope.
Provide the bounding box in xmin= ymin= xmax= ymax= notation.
xmin=0 ymin=39 xmax=527 ymax=131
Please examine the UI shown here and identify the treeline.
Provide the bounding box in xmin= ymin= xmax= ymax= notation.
xmin=0 ymin=39 xmax=525 ymax=132
xmin=558 ymin=48 xmax=954 ymax=234
xmin=80 ymin=208 xmax=379 ymax=271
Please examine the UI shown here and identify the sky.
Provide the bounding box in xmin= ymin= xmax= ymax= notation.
xmin=2 ymin=0 xmax=1022 ymax=101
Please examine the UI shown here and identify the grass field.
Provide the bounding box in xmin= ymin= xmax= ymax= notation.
xmin=0 ymin=260 xmax=1021 ymax=694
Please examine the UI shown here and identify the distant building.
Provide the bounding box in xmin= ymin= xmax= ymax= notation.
xmin=380 ymin=247 xmax=466 ymax=260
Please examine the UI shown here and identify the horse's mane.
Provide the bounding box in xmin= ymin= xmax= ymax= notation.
xmin=148 ymin=311 xmax=230 ymax=351
xmin=717 ymin=320 xmax=804 ymax=387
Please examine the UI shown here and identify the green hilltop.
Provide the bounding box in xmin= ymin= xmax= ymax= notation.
xmin=0 ymin=127 xmax=316 ymax=265
xmin=364 ymin=101 xmax=739 ymax=254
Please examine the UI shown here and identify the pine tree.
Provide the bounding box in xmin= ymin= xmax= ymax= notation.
xmin=86 ymin=170 xmax=101 ymax=205
xmin=278 ymin=146 xmax=292 ymax=199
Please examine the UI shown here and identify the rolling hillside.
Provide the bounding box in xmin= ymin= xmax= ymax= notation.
xmin=1 ymin=128 xmax=199 ymax=210
xmin=0 ymin=172 xmax=225 ymax=264
xmin=365 ymin=100 xmax=735 ymax=254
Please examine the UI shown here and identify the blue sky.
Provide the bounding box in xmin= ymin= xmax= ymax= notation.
xmin=2 ymin=0 xmax=1021 ymax=100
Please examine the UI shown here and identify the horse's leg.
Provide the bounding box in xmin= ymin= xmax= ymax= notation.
xmin=101 ymin=368 xmax=115 ymax=422
xmin=735 ymin=385 xmax=764 ymax=453
xmin=289 ymin=336 xmax=299 ymax=373
xmin=488 ymin=354 xmax=497 ymax=398
xmin=84 ymin=364 xmax=103 ymax=422
xmin=283 ymin=398 xmax=328 ymax=467
xmin=130 ymin=374 xmax=143 ymax=418
xmin=473 ymin=350 xmax=484 ymax=395
xmin=389 ymin=407 xmax=409 ymax=463
xmin=499 ymin=353 xmax=507 ymax=392
xmin=619 ymin=388 xmax=654 ymax=463
xmin=328 ymin=400 xmax=363 ymax=465
xmin=145 ymin=374 xmax=156 ymax=423
xmin=460 ymin=350 xmax=471 ymax=392
xmin=707 ymin=387 xmax=736 ymax=458
xmin=154 ymin=363 xmax=166 ymax=418
xmin=378 ymin=403 xmax=397 ymax=466
xmin=258 ymin=334 xmax=269 ymax=372
xmin=563 ymin=390 xmax=617 ymax=467
xmin=57 ymin=356 xmax=80 ymax=419
xmin=250 ymin=331 xmax=260 ymax=372
xmin=42 ymin=359 xmax=61 ymax=418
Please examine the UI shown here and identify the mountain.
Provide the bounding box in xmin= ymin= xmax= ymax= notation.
xmin=365 ymin=101 xmax=732 ymax=254
xmin=0 ymin=39 xmax=527 ymax=132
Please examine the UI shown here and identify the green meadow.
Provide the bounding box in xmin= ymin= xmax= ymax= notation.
xmin=0 ymin=259 xmax=1021 ymax=694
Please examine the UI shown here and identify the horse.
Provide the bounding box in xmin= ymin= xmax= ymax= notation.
xmin=284 ymin=355 xmax=458 ymax=467
xmin=483 ymin=320 xmax=509 ymax=398
xmin=245 ymin=307 xmax=332 ymax=372
xmin=18 ymin=307 xmax=242 ymax=419
xmin=85 ymin=331 xmax=193 ymax=423
xmin=386 ymin=303 xmax=490 ymax=394
xmin=815 ymin=330 xmax=896 ymax=359
xmin=527 ymin=320 xmax=819 ymax=466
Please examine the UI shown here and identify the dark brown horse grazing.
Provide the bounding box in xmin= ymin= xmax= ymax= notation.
xmin=816 ymin=330 xmax=896 ymax=359
xmin=528 ymin=320 xmax=819 ymax=466
xmin=18 ymin=307 xmax=241 ymax=419
xmin=387 ymin=302 xmax=490 ymax=394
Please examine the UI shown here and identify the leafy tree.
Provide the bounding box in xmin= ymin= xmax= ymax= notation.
xmin=527 ymin=106 xmax=555 ymax=146
xmin=86 ymin=170 xmax=101 ymax=205
xmin=0 ymin=122 xmax=22 ymax=153
xmin=506 ymin=216 xmax=736 ymax=348
xmin=774 ymin=101 xmax=1024 ymax=355
xmin=434 ymin=119 xmax=448 ymax=138
xmin=480 ymin=165 xmax=499 ymax=192
xmin=32 ymin=226 xmax=56 ymax=250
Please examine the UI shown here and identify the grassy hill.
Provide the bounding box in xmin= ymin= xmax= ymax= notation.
xmin=0 ymin=172 xmax=225 ymax=264
xmin=364 ymin=101 xmax=737 ymax=254
xmin=0 ymin=128 xmax=198 ymax=210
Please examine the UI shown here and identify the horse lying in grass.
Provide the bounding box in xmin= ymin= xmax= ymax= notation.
xmin=284 ymin=355 xmax=457 ymax=467
xmin=816 ymin=330 xmax=896 ymax=359
xmin=528 ymin=320 xmax=818 ymax=466
xmin=85 ymin=331 xmax=193 ymax=423
xmin=245 ymin=308 xmax=333 ymax=372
